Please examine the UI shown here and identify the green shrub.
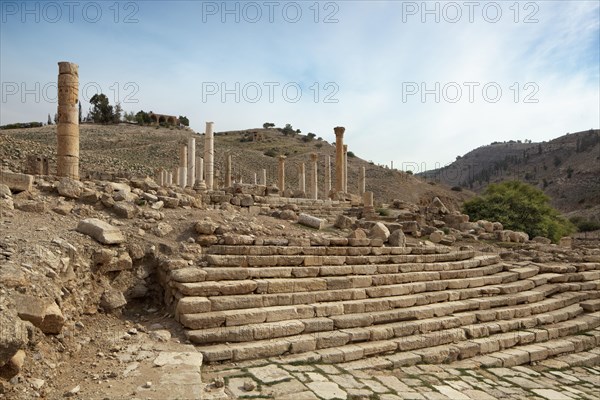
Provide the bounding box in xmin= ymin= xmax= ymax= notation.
xmin=264 ymin=148 xmax=277 ymax=157
xmin=451 ymin=186 xmax=463 ymax=192
xmin=463 ymin=181 xmax=574 ymax=242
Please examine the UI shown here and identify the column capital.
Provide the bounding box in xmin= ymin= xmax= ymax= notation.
xmin=334 ymin=126 xmax=345 ymax=137
xmin=278 ymin=155 xmax=287 ymax=161
xmin=310 ymin=153 xmax=318 ymax=161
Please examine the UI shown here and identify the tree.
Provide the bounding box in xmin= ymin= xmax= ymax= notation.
xmin=54 ymin=113 xmax=58 ymax=124
xmin=113 ymin=102 xmax=122 ymax=124
xmin=263 ymin=122 xmax=275 ymax=129
xmin=135 ymin=110 xmax=152 ymax=125
xmin=78 ymin=102 xmax=82 ymax=123
xmin=462 ymin=181 xmax=574 ymax=242
xmin=281 ymin=124 xmax=295 ymax=135
xmin=89 ymin=93 xmax=114 ymax=124
xmin=179 ymin=116 xmax=190 ymax=126
xmin=47 ymin=113 xmax=52 ymax=125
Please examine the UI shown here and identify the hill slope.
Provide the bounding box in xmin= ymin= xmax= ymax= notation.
xmin=419 ymin=129 xmax=600 ymax=220
xmin=0 ymin=124 xmax=471 ymax=211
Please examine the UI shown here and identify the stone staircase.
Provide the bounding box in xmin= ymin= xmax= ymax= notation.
xmin=157 ymin=239 xmax=600 ymax=368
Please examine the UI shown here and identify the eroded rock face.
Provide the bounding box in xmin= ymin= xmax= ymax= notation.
xmin=0 ymin=309 xmax=28 ymax=367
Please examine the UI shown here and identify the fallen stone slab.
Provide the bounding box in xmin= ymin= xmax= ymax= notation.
xmin=298 ymin=213 xmax=325 ymax=230
xmin=0 ymin=170 xmax=33 ymax=192
xmin=77 ymin=218 xmax=125 ymax=244
xmin=14 ymin=294 xmax=65 ymax=334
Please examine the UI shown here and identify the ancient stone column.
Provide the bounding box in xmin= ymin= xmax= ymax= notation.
xmin=179 ymin=145 xmax=187 ymax=188
xmin=187 ymin=137 xmax=196 ymax=187
xmin=173 ymin=166 xmax=179 ymax=186
xmin=359 ymin=166 xmax=366 ymax=195
xmin=278 ymin=155 xmax=286 ymax=192
xmin=159 ymin=169 xmax=165 ymax=186
xmin=253 ymin=173 xmax=257 ymax=185
xmin=57 ymin=62 xmax=79 ymax=179
xmin=326 ymin=156 xmax=332 ymax=194
xmin=204 ymin=122 xmax=214 ymax=190
xmin=261 ymin=169 xmax=267 ymax=186
xmin=166 ymin=172 xmax=173 ymax=186
xmin=178 ymin=167 xmax=187 ymax=188
xmin=225 ymin=154 xmax=232 ymax=187
xmin=298 ymin=163 xmax=306 ymax=194
xmin=310 ymin=153 xmax=319 ymax=199
xmin=343 ymin=144 xmax=348 ymax=193
xmin=364 ymin=191 xmax=373 ymax=207
xmin=195 ymin=157 xmax=206 ymax=190
xmin=334 ymin=127 xmax=345 ymax=192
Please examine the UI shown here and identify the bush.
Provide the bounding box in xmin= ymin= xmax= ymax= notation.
xmin=264 ymin=148 xmax=277 ymax=157
xmin=0 ymin=122 xmax=43 ymax=130
xmin=463 ymin=181 xmax=574 ymax=242
xmin=451 ymin=186 xmax=463 ymax=192
xmin=569 ymin=216 xmax=600 ymax=232
xmin=347 ymin=151 xmax=356 ymax=158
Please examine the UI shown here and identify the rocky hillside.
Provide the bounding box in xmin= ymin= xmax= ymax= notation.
xmin=419 ymin=129 xmax=600 ymax=220
xmin=0 ymin=124 xmax=472 ymax=211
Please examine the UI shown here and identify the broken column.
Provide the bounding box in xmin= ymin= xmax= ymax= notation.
xmin=343 ymin=144 xmax=348 ymax=193
xmin=278 ymin=155 xmax=286 ymax=192
xmin=363 ymin=191 xmax=376 ymax=219
xmin=179 ymin=145 xmax=188 ymax=188
xmin=261 ymin=169 xmax=267 ymax=186
xmin=166 ymin=172 xmax=173 ymax=186
xmin=298 ymin=163 xmax=306 ymax=194
xmin=204 ymin=122 xmax=214 ymax=190
xmin=187 ymin=137 xmax=196 ymax=187
xmin=253 ymin=173 xmax=257 ymax=185
xmin=225 ymin=154 xmax=232 ymax=187
xmin=359 ymin=166 xmax=366 ymax=195
xmin=334 ymin=126 xmax=345 ymax=193
xmin=26 ymin=155 xmax=49 ymax=175
xmin=195 ymin=157 xmax=206 ymax=189
xmin=310 ymin=153 xmax=318 ymax=200
xmin=56 ymin=61 xmax=79 ymax=179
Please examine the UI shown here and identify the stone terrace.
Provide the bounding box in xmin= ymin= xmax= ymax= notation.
xmin=157 ymin=236 xmax=600 ymax=368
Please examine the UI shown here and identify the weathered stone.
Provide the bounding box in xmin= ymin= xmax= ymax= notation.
xmin=113 ymin=201 xmax=138 ymax=219
xmin=347 ymin=229 xmax=367 ymax=239
xmin=0 ymin=349 xmax=25 ymax=379
xmin=559 ymin=237 xmax=573 ymax=248
xmin=388 ymin=229 xmax=406 ymax=247
xmin=0 ymin=170 xmax=33 ymax=192
xmin=195 ymin=219 xmax=218 ymax=235
xmin=100 ymin=288 xmax=127 ymax=310
xmin=153 ymin=222 xmax=173 ymax=237
xmin=57 ymin=177 xmax=82 ymax=198
xmin=430 ymin=230 xmax=444 ymax=243
xmin=335 ymin=215 xmax=354 ymax=229
xmin=14 ymin=295 xmax=65 ymax=334
xmin=280 ymin=210 xmax=298 ymax=221
xmin=0 ymin=309 xmax=28 ymax=367
xmin=368 ymin=222 xmax=390 ymax=241
xmin=0 ymin=184 xmax=11 ymax=197
xmin=297 ymin=213 xmax=324 ymax=229
xmin=77 ymin=218 xmax=125 ymax=244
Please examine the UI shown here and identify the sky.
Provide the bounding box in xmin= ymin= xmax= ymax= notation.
xmin=1 ymin=0 xmax=599 ymax=172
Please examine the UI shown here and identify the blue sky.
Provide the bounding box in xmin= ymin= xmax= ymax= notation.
xmin=1 ymin=0 xmax=599 ymax=171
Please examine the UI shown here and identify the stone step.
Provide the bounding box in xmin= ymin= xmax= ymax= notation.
xmin=336 ymin=326 xmax=600 ymax=370
xmin=182 ymin=290 xmax=597 ymax=342
xmin=206 ymin=244 xmax=456 ymax=255
xmin=581 ymin=299 xmax=600 ymax=312
xmin=203 ymin=250 xmax=476 ymax=267
xmin=197 ymin=310 xmax=600 ymax=363
xmin=173 ymin=265 xmax=514 ymax=299
xmin=172 ymin=256 xmax=502 ymax=283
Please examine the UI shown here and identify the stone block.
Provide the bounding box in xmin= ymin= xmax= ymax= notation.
xmin=77 ymin=218 xmax=125 ymax=244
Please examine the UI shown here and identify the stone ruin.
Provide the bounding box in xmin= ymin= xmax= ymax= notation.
xmin=1 ymin=62 xmax=599 ymax=395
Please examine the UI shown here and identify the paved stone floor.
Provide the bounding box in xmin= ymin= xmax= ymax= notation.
xmin=202 ymin=361 xmax=600 ymax=400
